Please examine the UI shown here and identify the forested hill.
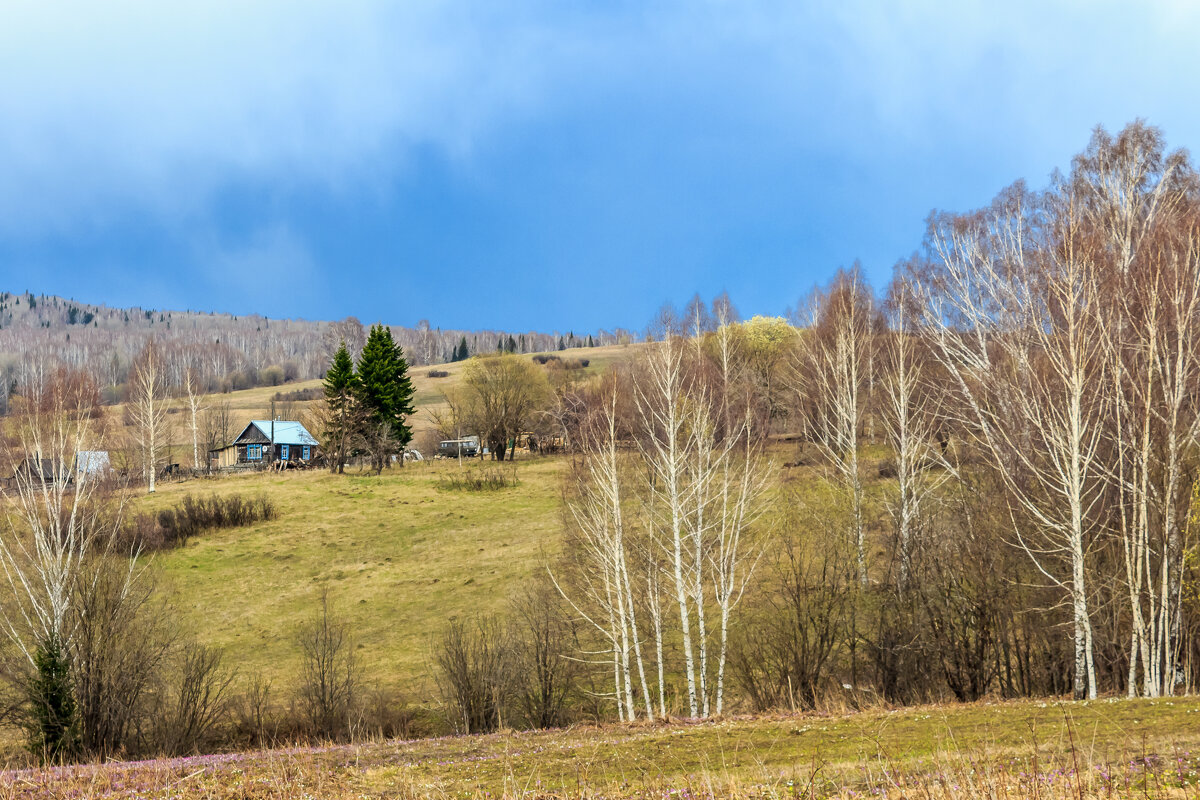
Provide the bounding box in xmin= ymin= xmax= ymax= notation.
xmin=0 ymin=290 xmax=621 ymax=405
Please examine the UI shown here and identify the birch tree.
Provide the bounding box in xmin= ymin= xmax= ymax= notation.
xmin=794 ymin=266 xmax=876 ymax=585
xmin=128 ymin=339 xmax=169 ymax=493
xmin=1077 ymin=122 xmax=1200 ymax=697
xmin=182 ymin=366 xmax=204 ymax=472
xmin=557 ymin=377 xmax=653 ymax=721
xmin=879 ymin=275 xmax=946 ymax=586
xmin=915 ymin=184 xmax=1107 ymax=699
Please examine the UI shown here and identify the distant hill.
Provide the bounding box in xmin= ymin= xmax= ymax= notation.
xmin=0 ymin=290 xmax=629 ymax=407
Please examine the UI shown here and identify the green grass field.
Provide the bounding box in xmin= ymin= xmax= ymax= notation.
xmin=6 ymin=698 xmax=1200 ymax=797
xmin=143 ymin=457 xmax=567 ymax=692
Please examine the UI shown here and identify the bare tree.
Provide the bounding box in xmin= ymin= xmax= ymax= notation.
xmin=181 ymin=366 xmax=204 ymax=472
xmin=879 ymin=275 xmax=946 ymax=586
xmin=556 ymin=376 xmax=653 ymax=721
xmin=916 ymin=184 xmax=1107 ymax=699
xmin=129 ymin=339 xmax=170 ymax=493
xmin=793 ymin=266 xmax=876 ymax=585
xmin=0 ymin=368 xmax=124 ymax=664
xmin=296 ymin=591 xmax=357 ymax=740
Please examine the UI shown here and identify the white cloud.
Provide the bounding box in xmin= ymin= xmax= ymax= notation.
xmin=1 ymin=0 xmax=1199 ymax=240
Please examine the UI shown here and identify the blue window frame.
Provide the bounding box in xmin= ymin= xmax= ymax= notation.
xmin=281 ymin=444 xmax=290 ymax=460
xmin=246 ymin=444 xmax=262 ymax=461
xmin=302 ymin=446 xmax=311 ymax=460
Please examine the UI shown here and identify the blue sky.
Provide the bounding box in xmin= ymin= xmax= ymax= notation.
xmin=1 ymin=1 xmax=1198 ymax=332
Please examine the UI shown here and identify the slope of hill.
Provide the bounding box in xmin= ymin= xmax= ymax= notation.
xmin=143 ymin=458 xmax=565 ymax=692
xmin=126 ymin=343 xmax=643 ymax=692
xmin=0 ymin=290 xmax=628 ymax=412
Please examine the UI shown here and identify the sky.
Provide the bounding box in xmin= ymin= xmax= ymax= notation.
xmin=1 ymin=1 xmax=1198 ymax=332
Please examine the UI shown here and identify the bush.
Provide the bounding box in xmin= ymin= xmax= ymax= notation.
xmin=155 ymin=644 xmax=236 ymax=756
xmin=532 ymin=354 xmax=559 ymax=365
xmin=274 ymin=387 xmax=321 ymax=402
xmin=437 ymin=466 xmax=518 ymax=492
xmin=259 ymin=365 xmax=286 ymax=386
xmin=436 ymin=617 xmax=515 ymax=734
xmin=124 ymin=493 xmax=276 ymax=551
xmin=297 ymin=592 xmax=358 ymax=741
xmin=427 ymin=369 xmax=450 ymax=378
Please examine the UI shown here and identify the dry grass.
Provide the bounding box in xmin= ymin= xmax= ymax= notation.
xmin=141 ymin=457 xmax=568 ymax=693
xmin=4 ymin=698 xmax=1200 ymax=797
xmin=108 ymin=343 xmax=643 ymax=443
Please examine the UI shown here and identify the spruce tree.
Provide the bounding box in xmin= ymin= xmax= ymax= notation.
xmin=355 ymin=325 xmax=416 ymax=471
xmin=323 ymin=342 xmax=357 ymax=474
xmin=28 ymin=634 xmax=77 ymax=762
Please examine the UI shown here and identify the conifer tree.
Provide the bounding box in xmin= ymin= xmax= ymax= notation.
xmin=355 ymin=325 xmax=416 ymax=472
xmin=322 ymin=342 xmax=358 ymax=474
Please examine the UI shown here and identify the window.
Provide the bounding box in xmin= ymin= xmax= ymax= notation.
xmin=302 ymin=446 xmax=311 ymax=460
xmin=246 ymin=444 xmax=262 ymax=461
xmin=281 ymin=444 xmax=290 ymax=460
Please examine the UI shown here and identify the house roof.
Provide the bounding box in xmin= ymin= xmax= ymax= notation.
xmin=75 ymin=451 xmax=111 ymax=474
xmin=236 ymin=420 xmax=319 ymax=447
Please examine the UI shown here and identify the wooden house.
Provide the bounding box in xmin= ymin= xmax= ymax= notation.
xmin=210 ymin=420 xmax=319 ymax=469
xmin=3 ymin=458 xmax=70 ymax=489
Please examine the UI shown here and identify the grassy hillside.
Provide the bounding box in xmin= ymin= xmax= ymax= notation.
xmin=7 ymin=698 xmax=1200 ymax=797
xmin=143 ymin=457 xmax=568 ymax=692
xmin=129 ymin=342 xmax=640 ymax=444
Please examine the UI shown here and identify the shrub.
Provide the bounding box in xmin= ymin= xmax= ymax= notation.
xmin=124 ymin=493 xmax=276 ymax=551
xmin=437 ymin=466 xmax=518 ymax=492
xmin=436 ymin=617 xmax=515 ymax=734
xmin=297 ymin=591 xmax=357 ymax=741
xmin=273 ymin=387 xmax=321 ymax=403
xmin=427 ymin=369 xmax=450 ymax=378
xmin=259 ymin=365 xmax=286 ymax=386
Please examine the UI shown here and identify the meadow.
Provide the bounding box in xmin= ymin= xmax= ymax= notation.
xmin=141 ymin=457 xmax=567 ymax=692
xmin=4 ymin=698 xmax=1199 ymax=797
xmin=124 ymin=343 xmax=635 ymax=691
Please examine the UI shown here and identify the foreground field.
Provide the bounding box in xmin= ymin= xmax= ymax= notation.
xmin=4 ymin=699 xmax=1200 ymax=798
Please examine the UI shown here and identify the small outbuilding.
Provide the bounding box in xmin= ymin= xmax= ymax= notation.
xmin=3 ymin=458 xmax=70 ymax=489
xmin=210 ymin=420 xmax=320 ymax=469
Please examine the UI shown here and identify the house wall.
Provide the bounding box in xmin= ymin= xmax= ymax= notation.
xmin=231 ymin=443 xmax=319 ymax=466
